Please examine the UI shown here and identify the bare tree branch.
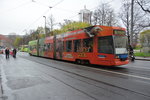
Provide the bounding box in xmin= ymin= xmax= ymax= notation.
xmin=137 ymin=1 xmax=150 ymax=13
xmin=92 ymin=3 xmax=118 ymax=26
xmin=139 ymin=23 xmax=150 ymax=27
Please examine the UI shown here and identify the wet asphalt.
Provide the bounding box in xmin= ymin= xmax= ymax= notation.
xmin=0 ymin=52 xmax=150 ymax=100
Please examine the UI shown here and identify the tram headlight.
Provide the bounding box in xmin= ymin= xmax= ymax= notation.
xmin=115 ymin=55 xmax=119 ymax=59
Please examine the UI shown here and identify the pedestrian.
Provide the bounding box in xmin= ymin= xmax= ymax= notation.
xmin=129 ymin=45 xmax=134 ymax=55
xmin=129 ymin=45 xmax=135 ymax=61
xmin=5 ymin=48 xmax=10 ymax=59
xmin=13 ymin=48 xmax=17 ymax=58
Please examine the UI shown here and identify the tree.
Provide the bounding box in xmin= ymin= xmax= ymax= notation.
xmin=136 ymin=0 xmax=150 ymax=27
xmin=62 ymin=21 xmax=91 ymax=31
xmin=29 ymin=27 xmax=46 ymax=41
xmin=92 ymin=3 xmax=118 ymax=26
xmin=37 ymin=27 xmax=47 ymax=38
xmin=51 ymin=21 xmax=91 ymax=35
xmin=8 ymin=33 xmax=18 ymax=47
xmin=47 ymin=15 xmax=55 ymax=32
xmin=140 ymin=30 xmax=150 ymax=46
xmin=119 ymin=1 xmax=131 ymax=44
xmin=29 ymin=29 xmax=38 ymax=40
xmin=61 ymin=21 xmax=91 ymax=33
xmin=136 ymin=0 xmax=150 ymax=13
xmin=119 ymin=0 xmax=146 ymax=46
xmin=14 ymin=37 xmax=22 ymax=48
xmin=140 ymin=30 xmax=150 ymax=53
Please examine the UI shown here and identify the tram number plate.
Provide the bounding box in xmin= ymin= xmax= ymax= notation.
xmin=78 ymin=53 xmax=86 ymax=57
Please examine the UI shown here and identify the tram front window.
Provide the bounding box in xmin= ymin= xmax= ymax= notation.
xmin=113 ymin=30 xmax=128 ymax=54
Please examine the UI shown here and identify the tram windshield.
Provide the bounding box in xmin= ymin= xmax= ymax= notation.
xmin=113 ymin=30 xmax=128 ymax=54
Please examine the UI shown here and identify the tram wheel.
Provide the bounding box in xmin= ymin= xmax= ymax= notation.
xmin=76 ymin=59 xmax=81 ymax=64
xmin=29 ymin=53 xmax=32 ymax=56
xmin=84 ymin=60 xmax=90 ymax=65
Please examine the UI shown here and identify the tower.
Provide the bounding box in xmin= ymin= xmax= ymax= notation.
xmin=79 ymin=6 xmax=92 ymax=24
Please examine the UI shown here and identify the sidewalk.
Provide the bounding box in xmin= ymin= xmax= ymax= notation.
xmin=135 ymin=56 xmax=150 ymax=61
xmin=0 ymin=82 xmax=3 ymax=100
xmin=0 ymin=71 xmax=3 ymax=100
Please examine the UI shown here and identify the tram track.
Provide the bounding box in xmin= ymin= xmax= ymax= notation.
xmin=18 ymin=53 xmax=150 ymax=79
xmin=20 ymin=56 xmax=150 ymax=99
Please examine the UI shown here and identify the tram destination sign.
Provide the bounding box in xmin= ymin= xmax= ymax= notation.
xmin=114 ymin=30 xmax=126 ymax=35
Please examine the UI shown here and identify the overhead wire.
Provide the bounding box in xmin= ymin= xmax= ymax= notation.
xmin=32 ymin=0 xmax=64 ymax=9
xmin=31 ymin=0 xmax=50 ymax=8
xmin=20 ymin=0 xmax=65 ymax=34
xmin=21 ymin=0 xmax=98 ymax=34
xmin=52 ymin=0 xmax=64 ymax=8
xmin=1 ymin=0 xmax=98 ymax=34
xmin=54 ymin=6 xmax=79 ymax=14
xmin=19 ymin=8 xmax=50 ymax=33
xmin=21 ymin=0 xmax=112 ymax=34
xmin=0 ymin=0 xmax=31 ymax=14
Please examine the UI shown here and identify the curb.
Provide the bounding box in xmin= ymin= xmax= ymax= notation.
xmin=0 ymin=65 xmax=3 ymax=100
xmin=0 ymin=83 xmax=3 ymax=100
xmin=135 ymin=58 xmax=150 ymax=61
xmin=0 ymin=76 xmax=3 ymax=100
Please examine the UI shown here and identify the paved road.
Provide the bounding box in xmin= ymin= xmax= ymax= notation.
xmin=0 ymin=52 xmax=150 ymax=100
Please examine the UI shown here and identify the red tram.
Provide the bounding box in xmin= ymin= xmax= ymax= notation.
xmin=29 ymin=25 xmax=129 ymax=66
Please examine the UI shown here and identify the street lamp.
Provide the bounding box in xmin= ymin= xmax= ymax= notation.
xmin=37 ymin=33 xmax=39 ymax=56
xmin=43 ymin=16 xmax=47 ymax=37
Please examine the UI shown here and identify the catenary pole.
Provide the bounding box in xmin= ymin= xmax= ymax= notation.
xmin=130 ymin=0 xmax=134 ymax=46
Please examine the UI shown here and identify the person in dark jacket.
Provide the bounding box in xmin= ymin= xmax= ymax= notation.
xmin=5 ymin=48 xmax=10 ymax=59
xmin=129 ymin=45 xmax=134 ymax=55
xmin=13 ymin=48 xmax=17 ymax=58
xmin=129 ymin=45 xmax=135 ymax=61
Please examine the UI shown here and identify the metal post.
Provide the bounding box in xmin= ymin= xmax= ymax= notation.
xmin=37 ymin=32 xmax=39 ymax=56
xmin=53 ymin=34 xmax=56 ymax=59
xmin=127 ymin=9 xmax=130 ymax=47
xmin=130 ymin=0 xmax=134 ymax=46
xmin=43 ymin=16 xmax=47 ymax=37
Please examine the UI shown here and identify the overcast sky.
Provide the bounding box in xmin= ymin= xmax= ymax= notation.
xmin=0 ymin=0 xmax=122 ymax=35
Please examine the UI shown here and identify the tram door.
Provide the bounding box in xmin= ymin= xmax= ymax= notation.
xmin=53 ymin=35 xmax=56 ymax=59
xmin=53 ymin=35 xmax=63 ymax=59
xmin=97 ymin=36 xmax=114 ymax=63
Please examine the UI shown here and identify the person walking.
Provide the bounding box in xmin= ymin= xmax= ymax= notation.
xmin=13 ymin=48 xmax=17 ymax=58
xmin=5 ymin=48 xmax=10 ymax=59
xmin=129 ymin=45 xmax=135 ymax=61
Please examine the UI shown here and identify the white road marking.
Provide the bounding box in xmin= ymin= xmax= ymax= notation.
xmin=91 ymin=67 xmax=150 ymax=81
xmin=129 ymin=66 xmax=150 ymax=70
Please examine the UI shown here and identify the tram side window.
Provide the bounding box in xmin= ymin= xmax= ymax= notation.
xmin=63 ymin=41 xmax=65 ymax=52
xmin=30 ymin=45 xmax=35 ymax=51
xmin=56 ymin=41 xmax=63 ymax=52
xmin=49 ymin=43 xmax=54 ymax=51
xmin=98 ymin=36 xmax=114 ymax=54
xmin=83 ymin=38 xmax=93 ymax=52
xmin=39 ymin=45 xmax=44 ymax=52
xmin=29 ymin=46 xmax=32 ymax=50
xmin=50 ymin=43 xmax=53 ymax=51
xmin=33 ymin=45 xmax=36 ymax=50
xmin=44 ymin=44 xmax=47 ymax=51
xmin=43 ymin=44 xmax=46 ymax=51
xmin=47 ymin=43 xmax=50 ymax=50
xmin=66 ymin=40 xmax=72 ymax=52
xmin=74 ymin=39 xmax=81 ymax=52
